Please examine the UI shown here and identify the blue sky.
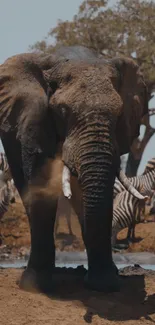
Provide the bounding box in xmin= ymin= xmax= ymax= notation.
xmin=0 ymin=0 xmax=154 ymax=173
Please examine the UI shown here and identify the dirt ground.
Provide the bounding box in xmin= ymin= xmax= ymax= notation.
xmin=1 ymin=200 xmax=155 ymax=325
xmin=0 ymin=199 xmax=155 ymax=258
xmin=0 ymin=265 xmax=155 ymax=325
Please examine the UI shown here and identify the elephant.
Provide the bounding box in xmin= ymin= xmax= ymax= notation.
xmin=0 ymin=45 xmax=148 ymax=293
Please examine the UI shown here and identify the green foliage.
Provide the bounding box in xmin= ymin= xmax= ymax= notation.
xmin=31 ymin=0 xmax=155 ymax=94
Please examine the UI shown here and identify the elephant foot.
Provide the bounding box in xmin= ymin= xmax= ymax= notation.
xmin=17 ymin=267 xmax=53 ymax=293
xmin=84 ymin=265 xmax=121 ymax=292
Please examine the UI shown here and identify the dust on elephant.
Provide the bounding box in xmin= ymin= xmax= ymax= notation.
xmin=0 ymin=45 xmax=148 ymax=292
xmin=55 ymin=194 xmax=73 ymax=235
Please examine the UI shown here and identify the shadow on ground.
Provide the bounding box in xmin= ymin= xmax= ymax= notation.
xmin=39 ymin=265 xmax=155 ymax=323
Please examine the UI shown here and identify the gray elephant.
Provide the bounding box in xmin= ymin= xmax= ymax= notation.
xmin=0 ymin=45 xmax=148 ymax=292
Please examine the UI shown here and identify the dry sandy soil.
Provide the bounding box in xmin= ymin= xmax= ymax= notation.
xmin=1 ymin=200 xmax=155 ymax=325
xmin=0 ymin=199 xmax=155 ymax=257
xmin=1 ymin=266 xmax=155 ymax=325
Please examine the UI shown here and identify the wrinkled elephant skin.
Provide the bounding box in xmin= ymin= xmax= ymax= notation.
xmin=0 ymin=45 xmax=148 ymax=292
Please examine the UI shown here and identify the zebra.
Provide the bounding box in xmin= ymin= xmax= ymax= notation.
xmin=112 ymin=186 xmax=146 ymax=248
xmin=0 ymin=161 xmax=16 ymax=246
xmin=0 ymin=152 xmax=12 ymax=185
xmin=112 ymin=167 xmax=155 ymax=247
xmin=113 ymin=158 xmax=155 ymax=198
xmin=143 ymin=157 xmax=155 ymax=174
xmin=113 ymin=166 xmax=155 ymax=199
xmin=0 ymin=174 xmax=15 ymax=216
xmin=149 ymin=191 xmax=155 ymax=215
xmin=0 ymin=153 xmax=16 ymax=214
xmin=143 ymin=158 xmax=155 ymax=207
xmin=0 ymin=152 xmax=17 ymax=200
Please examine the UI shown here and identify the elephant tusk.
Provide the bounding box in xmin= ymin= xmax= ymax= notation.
xmin=118 ymin=169 xmax=148 ymax=201
xmin=62 ymin=165 xmax=72 ymax=199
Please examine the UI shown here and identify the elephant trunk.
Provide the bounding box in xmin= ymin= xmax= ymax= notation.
xmin=76 ymin=120 xmax=116 ymax=269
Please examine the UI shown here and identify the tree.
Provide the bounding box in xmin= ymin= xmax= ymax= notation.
xmin=31 ymin=0 xmax=155 ymax=175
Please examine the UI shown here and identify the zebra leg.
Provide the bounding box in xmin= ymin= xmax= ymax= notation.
xmin=127 ymin=223 xmax=136 ymax=243
xmin=127 ymin=226 xmax=132 ymax=242
xmin=131 ymin=224 xmax=136 ymax=242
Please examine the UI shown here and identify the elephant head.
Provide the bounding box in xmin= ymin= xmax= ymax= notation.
xmin=0 ymin=47 xmax=148 ymax=292
xmin=44 ymin=54 xmax=148 ymax=197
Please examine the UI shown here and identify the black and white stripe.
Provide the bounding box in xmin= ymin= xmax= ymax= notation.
xmin=0 ymin=166 xmax=16 ymax=244
xmin=0 ymin=183 xmax=13 ymax=216
xmin=0 ymin=153 xmax=9 ymax=171
xmin=0 ymin=152 xmax=12 ymax=181
xmin=143 ymin=157 xmax=155 ymax=174
xmin=114 ymin=168 xmax=155 ymax=199
xmin=112 ymin=167 xmax=155 ymax=246
xmin=149 ymin=191 xmax=155 ymax=215
xmin=112 ymin=187 xmax=145 ymax=246
xmin=0 ymin=170 xmax=15 ymax=218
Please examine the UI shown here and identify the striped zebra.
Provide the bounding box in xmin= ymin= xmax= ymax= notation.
xmin=114 ymin=157 xmax=155 ymax=198
xmin=112 ymin=187 xmax=146 ymax=247
xmin=0 ymin=157 xmax=16 ymax=245
xmin=149 ymin=191 xmax=155 ymax=215
xmin=143 ymin=158 xmax=155 ymax=207
xmin=143 ymin=157 xmax=155 ymax=174
xmin=0 ymin=153 xmax=12 ymax=180
xmin=0 ymin=153 xmax=16 ymax=215
xmin=112 ymin=167 xmax=155 ymax=247
xmin=114 ymin=166 xmax=155 ymax=199
xmin=0 ymin=152 xmax=17 ymax=199
xmin=0 ymin=174 xmax=15 ymax=216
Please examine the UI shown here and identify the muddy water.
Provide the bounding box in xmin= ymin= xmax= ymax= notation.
xmin=1 ymin=251 xmax=155 ymax=269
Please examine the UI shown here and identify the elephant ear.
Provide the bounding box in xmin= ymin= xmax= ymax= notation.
xmin=112 ymin=57 xmax=148 ymax=155
xmin=0 ymin=53 xmax=63 ymax=157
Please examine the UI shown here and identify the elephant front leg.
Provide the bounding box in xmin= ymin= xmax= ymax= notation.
xmin=19 ymin=195 xmax=57 ymax=293
xmin=19 ymin=147 xmax=57 ymax=293
xmin=83 ymin=198 xmax=120 ymax=292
